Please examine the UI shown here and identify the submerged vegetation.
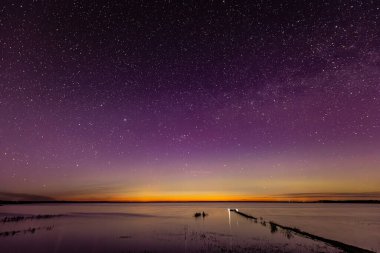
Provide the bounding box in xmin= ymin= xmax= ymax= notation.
xmin=1 ymin=214 xmax=64 ymax=223
xmin=0 ymin=226 xmax=54 ymax=237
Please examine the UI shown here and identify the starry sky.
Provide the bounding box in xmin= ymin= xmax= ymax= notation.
xmin=1 ymin=1 xmax=380 ymax=202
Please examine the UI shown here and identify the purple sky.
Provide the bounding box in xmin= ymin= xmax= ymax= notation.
xmin=0 ymin=1 xmax=379 ymax=201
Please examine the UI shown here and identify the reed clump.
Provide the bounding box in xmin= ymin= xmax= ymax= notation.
xmin=194 ymin=211 xmax=208 ymax=218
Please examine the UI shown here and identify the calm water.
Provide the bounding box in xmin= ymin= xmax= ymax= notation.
xmin=0 ymin=203 xmax=379 ymax=253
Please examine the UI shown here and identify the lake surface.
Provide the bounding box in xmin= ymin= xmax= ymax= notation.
xmin=0 ymin=203 xmax=379 ymax=253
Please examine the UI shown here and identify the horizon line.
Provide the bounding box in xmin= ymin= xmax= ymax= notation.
xmin=1 ymin=199 xmax=380 ymax=204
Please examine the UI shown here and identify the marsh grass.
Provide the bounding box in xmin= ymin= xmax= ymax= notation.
xmin=1 ymin=214 xmax=64 ymax=223
xmin=269 ymin=222 xmax=278 ymax=234
xmin=194 ymin=211 xmax=208 ymax=218
xmin=0 ymin=226 xmax=54 ymax=237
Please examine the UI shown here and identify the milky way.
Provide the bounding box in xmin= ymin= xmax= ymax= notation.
xmin=1 ymin=1 xmax=379 ymax=201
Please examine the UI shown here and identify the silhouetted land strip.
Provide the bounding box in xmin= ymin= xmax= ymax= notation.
xmin=1 ymin=200 xmax=379 ymax=205
xmin=317 ymin=200 xmax=380 ymax=204
xmin=231 ymin=210 xmax=375 ymax=253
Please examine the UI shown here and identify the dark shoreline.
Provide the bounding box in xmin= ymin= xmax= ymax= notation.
xmin=0 ymin=200 xmax=379 ymax=205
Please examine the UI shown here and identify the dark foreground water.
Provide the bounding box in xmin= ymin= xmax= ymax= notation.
xmin=0 ymin=203 xmax=379 ymax=253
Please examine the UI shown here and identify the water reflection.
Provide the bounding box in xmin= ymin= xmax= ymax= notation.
xmin=0 ymin=203 xmax=377 ymax=253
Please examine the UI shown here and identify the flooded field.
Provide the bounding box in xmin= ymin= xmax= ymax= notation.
xmin=0 ymin=203 xmax=378 ymax=252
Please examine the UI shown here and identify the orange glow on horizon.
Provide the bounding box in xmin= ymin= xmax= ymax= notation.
xmin=58 ymin=192 xmax=380 ymax=202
